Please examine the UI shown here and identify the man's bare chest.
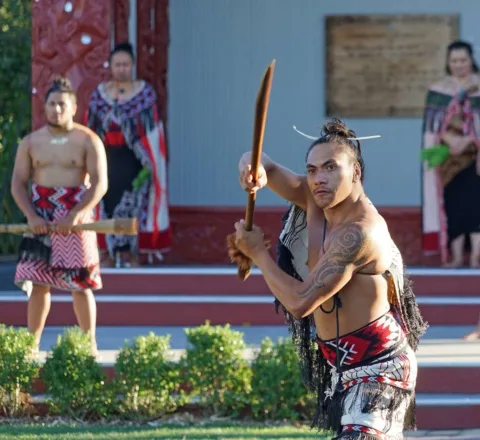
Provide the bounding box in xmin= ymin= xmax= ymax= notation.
xmin=31 ymin=142 xmax=86 ymax=169
xmin=306 ymin=208 xmax=327 ymax=270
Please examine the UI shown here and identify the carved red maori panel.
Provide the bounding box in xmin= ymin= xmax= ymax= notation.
xmin=31 ymin=0 xmax=112 ymax=130
xmin=136 ymin=0 xmax=169 ymax=126
xmin=113 ymin=0 xmax=130 ymax=45
xmin=136 ymin=0 xmax=156 ymax=91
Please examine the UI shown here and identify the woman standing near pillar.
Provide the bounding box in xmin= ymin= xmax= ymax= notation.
xmin=421 ymin=40 xmax=480 ymax=269
xmin=84 ymin=42 xmax=172 ymax=267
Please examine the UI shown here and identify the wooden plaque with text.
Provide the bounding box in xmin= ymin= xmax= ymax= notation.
xmin=325 ymin=15 xmax=459 ymax=117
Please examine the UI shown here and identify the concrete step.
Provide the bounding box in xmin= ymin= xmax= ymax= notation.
xmin=0 ymin=291 xmax=478 ymax=326
xmin=406 ymin=429 xmax=480 ymax=440
xmin=415 ymin=339 xmax=480 ymax=394
xmin=2 ymin=265 xmax=480 ymax=296
xmin=87 ymin=266 xmax=480 ymax=296
xmin=414 ymin=395 xmax=480 ymax=430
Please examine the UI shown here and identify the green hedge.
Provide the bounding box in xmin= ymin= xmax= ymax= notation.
xmin=0 ymin=0 xmax=32 ymax=255
xmin=0 ymin=323 xmax=315 ymax=422
xmin=0 ymin=325 xmax=39 ymax=417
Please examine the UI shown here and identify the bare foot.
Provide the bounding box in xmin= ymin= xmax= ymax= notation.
xmin=27 ymin=345 xmax=40 ymax=362
xmin=464 ymin=331 xmax=480 ymax=341
xmin=91 ymin=342 xmax=99 ymax=358
xmin=470 ymin=258 xmax=480 ymax=268
xmin=146 ymin=252 xmax=164 ymax=266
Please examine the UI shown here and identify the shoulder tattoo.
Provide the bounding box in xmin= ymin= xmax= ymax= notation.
xmin=297 ymin=221 xmax=368 ymax=298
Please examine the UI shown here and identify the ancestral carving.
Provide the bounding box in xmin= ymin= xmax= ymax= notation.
xmin=325 ymin=14 xmax=459 ymax=117
xmin=31 ymin=0 xmax=111 ymax=130
xmin=136 ymin=0 xmax=155 ymax=87
xmin=114 ymin=0 xmax=130 ymax=45
xmin=136 ymin=0 xmax=169 ymax=128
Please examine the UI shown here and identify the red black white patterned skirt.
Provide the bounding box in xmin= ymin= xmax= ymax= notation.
xmin=14 ymin=184 xmax=102 ymax=295
xmin=317 ymin=309 xmax=417 ymax=439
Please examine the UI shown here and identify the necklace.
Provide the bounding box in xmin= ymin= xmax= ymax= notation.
xmin=116 ymin=81 xmax=136 ymax=100
xmin=50 ymin=136 xmax=69 ymax=145
xmin=48 ymin=126 xmax=71 ymax=145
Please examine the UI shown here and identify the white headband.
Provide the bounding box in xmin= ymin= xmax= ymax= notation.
xmin=293 ymin=125 xmax=381 ymax=141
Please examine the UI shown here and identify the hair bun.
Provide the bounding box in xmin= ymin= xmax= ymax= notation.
xmin=111 ymin=41 xmax=135 ymax=58
xmin=52 ymin=75 xmax=72 ymax=88
xmin=322 ymin=117 xmax=356 ymax=139
xmin=51 ymin=75 xmax=73 ymax=91
xmin=117 ymin=42 xmax=134 ymax=52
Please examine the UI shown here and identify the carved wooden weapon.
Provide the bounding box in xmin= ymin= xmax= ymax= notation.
xmin=0 ymin=218 xmax=138 ymax=235
xmin=234 ymin=60 xmax=276 ymax=280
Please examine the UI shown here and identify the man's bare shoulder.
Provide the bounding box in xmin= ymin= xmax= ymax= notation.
xmin=355 ymin=208 xmax=394 ymax=269
xmin=330 ymin=204 xmax=391 ymax=263
xmin=355 ymin=204 xmax=391 ymax=243
xmin=72 ymin=123 xmax=103 ymax=146
xmin=25 ymin=126 xmax=48 ymax=142
xmin=73 ymin=123 xmax=98 ymax=138
xmin=18 ymin=128 xmax=45 ymax=152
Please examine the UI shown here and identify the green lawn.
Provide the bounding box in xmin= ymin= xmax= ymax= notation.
xmin=0 ymin=423 xmax=332 ymax=439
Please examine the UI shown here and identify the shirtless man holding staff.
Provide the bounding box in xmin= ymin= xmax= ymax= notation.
xmin=11 ymin=77 xmax=108 ymax=356
xmin=231 ymin=118 xmax=427 ymax=439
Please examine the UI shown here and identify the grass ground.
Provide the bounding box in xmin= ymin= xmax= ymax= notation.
xmin=0 ymin=422 xmax=331 ymax=440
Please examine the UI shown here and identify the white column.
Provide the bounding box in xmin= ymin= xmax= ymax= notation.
xmin=129 ymin=0 xmax=137 ymax=79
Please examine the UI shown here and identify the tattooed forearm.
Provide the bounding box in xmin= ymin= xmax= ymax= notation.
xmin=297 ymin=222 xmax=368 ymax=298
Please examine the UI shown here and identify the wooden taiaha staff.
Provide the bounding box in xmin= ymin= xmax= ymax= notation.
xmin=235 ymin=60 xmax=276 ymax=280
xmin=0 ymin=218 xmax=138 ymax=235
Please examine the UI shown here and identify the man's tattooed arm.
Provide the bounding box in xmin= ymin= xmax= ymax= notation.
xmin=252 ymin=219 xmax=372 ymax=319
xmin=297 ymin=222 xmax=368 ymax=299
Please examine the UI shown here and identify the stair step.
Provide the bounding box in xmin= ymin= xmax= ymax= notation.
xmin=2 ymin=266 xmax=480 ymax=296
xmin=414 ymin=395 xmax=480 ymax=430
xmin=0 ymin=294 xmax=477 ymax=326
xmin=95 ymin=267 xmax=480 ymax=296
